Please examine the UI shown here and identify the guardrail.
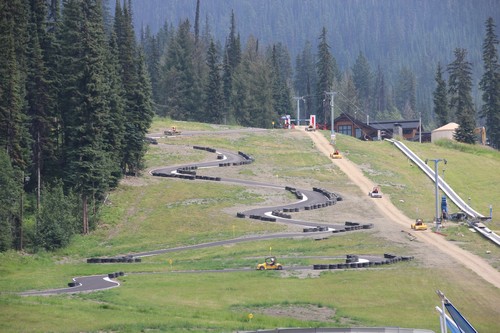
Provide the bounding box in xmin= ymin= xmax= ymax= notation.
xmin=386 ymin=139 xmax=483 ymax=218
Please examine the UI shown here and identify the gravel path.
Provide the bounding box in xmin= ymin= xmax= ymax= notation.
xmin=306 ymin=129 xmax=500 ymax=289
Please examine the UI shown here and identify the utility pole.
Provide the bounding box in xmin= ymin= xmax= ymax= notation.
xmin=293 ymin=96 xmax=305 ymax=126
xmin=419 ymin=112 xmax=422 ymax=143
xmin=326 ymin=91 xmax=336 ymax=144
xmin=426 ymin=158 xmax=447 ymax=229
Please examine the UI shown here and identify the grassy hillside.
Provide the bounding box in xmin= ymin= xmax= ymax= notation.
xmin=0 ymin=119 xmax=499 ymax=332
xmin=333 ymin=133 xmax=500 ymax=269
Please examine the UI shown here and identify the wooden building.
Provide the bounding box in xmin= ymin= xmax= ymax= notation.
xmin=332 ymin=113 xmax=427 ymax=141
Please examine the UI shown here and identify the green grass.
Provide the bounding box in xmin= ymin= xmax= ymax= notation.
xmin=1 ymin=122 xmax=500 ymax=332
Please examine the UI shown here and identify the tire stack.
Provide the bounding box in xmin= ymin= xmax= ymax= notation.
xmin=312 ymin=254 xmax=414 ymax=270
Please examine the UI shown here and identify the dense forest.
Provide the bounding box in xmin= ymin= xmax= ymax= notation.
xmin=0 ymin=0 xmax=499 ymax=253
xmin=0 ymin=0 xmax=153 ymax=252
xmin=128 ymin=0 xmax=500 ymax=124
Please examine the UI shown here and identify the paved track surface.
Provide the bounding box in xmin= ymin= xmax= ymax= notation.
xmin=21 ymin=128 xmax=500 ymax=296
xmin=20 ymin=275 xmax=119 ymax=296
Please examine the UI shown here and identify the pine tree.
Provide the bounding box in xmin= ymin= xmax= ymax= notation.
xmin=194 ymin=0 xmax=200 ymax=44
xmin=233 ymin=36 xmax=273 ymax=128
xmin=160 ymin=19 xmax=199 ymax=121
xmin=25 ymin=0 xmax=59 ymax=210
xmin=0 ymin=150 xmax=21 ymax=251
xmin=269 ymin=43 xmax=292 ymax=119
xmin=103 ymin=29 xmax=126 ymax=188
xmin=373 ymin=65 xmax=388 ymax=116
xmin=293 ymin=41 xmax=317 ymax=120
xmin=316 ymin=27 xmax=336 ymax=125
xmin=0 ymin=0 xmax=30 ymax=169
xmin=141 ymin=26 xmax=161 ymax=106
xmin=338 ymin=70 xmax=360 ymax=116
xmin=352 ymin=52 xmax=372 ymax=116
xmin=395 ymin=67 xmax=417 ymax=119
xmin=433 ymin=62 xmax=449 ymax=127
xmin=59 ymin=0 xmax=115 ymax=234
xmin=222 ymin=11 xmax=241 ymax=124
xmin=447 ymin=48 xmax=476 ymax=144
xmin=204 ymin=40 xmax=224 ymax=123
xmin=479 ymin=17 xmax=500 ymax=149
xmin=115 ymin=0 xmax=153 ymax=175
xmin=35 ymin=181 xmax=78 ymax=251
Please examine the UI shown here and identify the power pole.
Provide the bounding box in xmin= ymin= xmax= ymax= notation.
xmin=425 ymin=158 xmax=447 ymax=230
xmin=419 ymin=112 xmax=422 ymax=143
xmin=326 ymin=91 xmax=336 ymax=144
xmin=293 ymin=96 xmax=305 ymax=126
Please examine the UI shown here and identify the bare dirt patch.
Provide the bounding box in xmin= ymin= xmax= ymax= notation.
xmin=235 ymin=304 xmax=338 ymax=323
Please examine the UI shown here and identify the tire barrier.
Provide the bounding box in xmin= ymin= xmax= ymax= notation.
xmin=153 ymin=146 xmax=375 ymax=236
xmin=303 ymin=222 xmax=373 ymax=233
xmin=87 ymin=256 xmax=141 ymax=264
xmin=193 ymin=146 xmax=216 ymax=153
xmin=247 ymin=214 xmax=276 ymax=222
xmin=312 ymin=254 xmax=414 ymax=270
xmin=107 ymin=272 xmax=124 ymax=279
xmin=238 ymin=151 xmax=254 ymax=162
xmin=151 ymin=172 xmax=197 ymax=180
xmin=285 ymin=186 xmax=304 ymax=200
xmin=312 ymin=187 xmax=343 ymax=201
xmin=177 ymin=169 xmax=196 ymax=175
xmin=303 ymin=226 xmax=329 ymax=232
xmin=195 ymin=175 xmax=221 ymax=181
xmin=272 ymin=210 xmax=292 ymax=219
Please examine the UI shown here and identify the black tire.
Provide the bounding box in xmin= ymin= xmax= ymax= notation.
xmin=259 ymin=266 xmax=265 ymax=270
xmin=277 ymin=266 xmax=283 ymax=270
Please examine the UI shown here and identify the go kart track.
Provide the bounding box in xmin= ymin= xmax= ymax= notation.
xmin=19 ymin=130 xmax=414 ymax=297
xmin=16 ymin=127 xmax=500 ymax=333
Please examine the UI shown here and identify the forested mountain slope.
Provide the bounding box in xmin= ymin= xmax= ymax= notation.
xmin=128 ymin=0 xmax=499 ymax=118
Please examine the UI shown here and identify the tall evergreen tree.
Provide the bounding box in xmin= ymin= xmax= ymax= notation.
xmin=141 ymin=26 xmax=161 ymax=106
xmin=35 ymin=181 xmax=79 ymax=251
xmin=479 ymin=17 xmax=500 ymax=149
xmin=268 ymin=44 xmax=292 ymax=118
xmin=194 ymin=0 xmax=200 ymax=44
xmin=160 ymin=19 xmax=199 ymax=121
xmin=395 ymin=67 xmax=417 ymax=119
xmin=103 ymin=29 xmax=126 ymax=188
xmin=115 ymin=0 xmax=153 ymax=175
xmin=204 ymin=39 xmax=224 ymax=123
xmin=373 ymin=65 xmax=388 ymax=117
xmin=0 ymin=0 xmax=30 ymax=169
xmin=293 ymin=41 xmax=317 ymax=121
xmin=433 ymin=62 xmax=449 ymax=127
xmin=447 ymin=48 xmax=476 ymax=144
xmin=222 ymin=11 xmax=241 ymax=124
xmin=316 ymin=27 xmax=336 ymax=125
xmin=0 ymin=150 xmax=21 ymax=251
xmin=338 ymin=70 xmax=359 ymax=116
xmin=26 ymin=0 xmax=59 ymax=210
xmin=233 ymin=36 xmax=273 ymax=128
xmin=59 ymin=0 xmax=114 ymax=234
xmin=352 ymin=51 xmax=372 ymax=116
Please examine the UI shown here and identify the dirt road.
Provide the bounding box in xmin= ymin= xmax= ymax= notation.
xmin=306 ymin=129 xmax=500 ymax=289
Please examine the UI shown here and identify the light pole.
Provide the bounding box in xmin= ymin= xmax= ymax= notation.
xmin=419 ymin=112 xmax=422 ymax=143
xmin=293 ymin=96 xmax=305 ymax=126
xmin=426 ymin=158 xmax=447 ymax=229
xmin=326 ymin=91 xmax=336 ymax=144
